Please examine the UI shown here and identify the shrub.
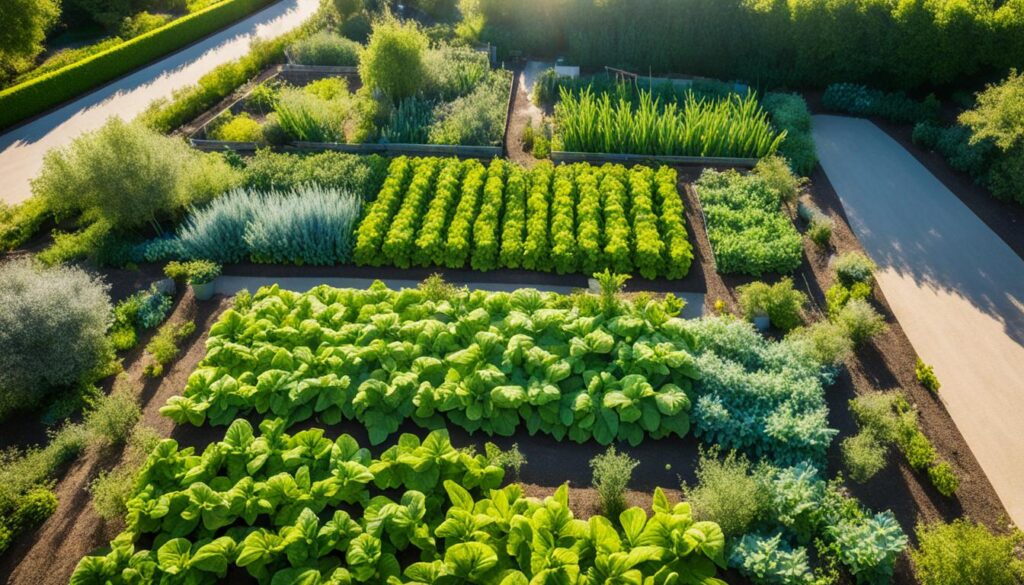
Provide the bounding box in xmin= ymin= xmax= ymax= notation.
xmin=737 ymin=278 xmax=807 ymax=331
xmin=822 ymin=83 xmax=940 ymax=124
xmin=242 ymin=150 xmax=387 ymax=196
xmin=730 ymin=533 xmax=817 ymax=585
xmin=423 ymin=45 xmax=491 ymax=101
xmin=32 ymin=119 xmax=239 ymax=232
xmin=684 ymin=449 xmax=769 ymax=538
xmin=842 ymin=432 xmax=888 ymax=483
xmin=835 ymin=299 xmax=887 ymax=345
xmin=807 ymin=216 xmax=833 ymax=248
xmin=825 ymin=282 xmax=872 ymax=317
xmin=0 ymin=0 xmax=278 ymax=131
xmin=754 ymin=155 xmax=804 ymax=206
xmin=911 ymin=520 xmax=1024 ymax=585
xmin=359 ymin=18 xmax=428 ymax=101
xmin=915 ymin=358 xmax=941 ymax=393
xmin=834 ymin=251 xmax=876 ymax=286
xmin=84 ymin=392 xmax=141 ymax=447
xmin=0 ymin=260 xmax=112 ymax=420
xmin=987 ymin=146 xmax=1024 ymax=205
xmin=164 ymin=260 xmax=221 ymax=285
xmin=144 ymin=321 xmax=197 ymax=377
xmin=533 ymin=134 xmax=550 ymax=158
xmin=788 ymin=321 xmax=854 ymax=367
xmin=428 ymin=71 xmax=511 ymax=146
xmin=927 ymin=462 xmax=958 ymax=497
xmin=762 ymin=92 xmax=817 ymax=175
xmin=828 ymin=512 xmax=907 ymax=585
xmin=208 ymin=112 xmax=264 ymax=142
xmin=0 ymin=197 xmax=50 ymax=252
xmin=289 ymin=31 xmax=361 ymax=66
xmin=589 ymin=446 xmax=638 ymax=519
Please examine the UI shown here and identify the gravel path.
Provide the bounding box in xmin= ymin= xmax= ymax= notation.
xmin=813 ymin=114 xmax=1024 ymax=527
xmin=0 ymin=0 xmax=319 ymax=205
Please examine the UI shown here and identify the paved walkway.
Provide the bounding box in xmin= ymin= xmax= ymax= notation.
xmin=813 ymin=115 xmax=1024 ymax=526
xmin=0 ymin=0 xmax=319 ymax=205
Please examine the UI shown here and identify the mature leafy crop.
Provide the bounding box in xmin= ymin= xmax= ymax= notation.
xmin=162 ymin=283 xmax=698 ymax=446
xmin=696 ymin=169 xmax=803 ymax=276
xmin=71 ymin=420 xmax=729 ymax=585
xmin=353 ymin=157 xmax=694 ymax=279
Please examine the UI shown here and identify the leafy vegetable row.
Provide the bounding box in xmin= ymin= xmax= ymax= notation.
xmin=695 ymin=169 xmax=803 ymax=276
xmin=163 ymin=283 xmax=835 ymax=463
xmin=71 ymin=420 xmax=729 ymax=585
xmin=351 ymin=156 xmax=694 ymax=279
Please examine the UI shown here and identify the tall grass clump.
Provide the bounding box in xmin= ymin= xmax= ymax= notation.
xmin=273 ymin=86 xmax=348 ymax=143
xmin=555 ymin=87 xmax=784 ymax=158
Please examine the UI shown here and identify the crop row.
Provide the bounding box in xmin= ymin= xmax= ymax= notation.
xmin=162 ymin=283 xmax=833 ymax=463
xmin=71 ymin=420 xmax=728 ymax=585
xmin=352 ymin=157 xmax=694 ymax=279
xmin=695 ymin=169 xmax=803 ymax=276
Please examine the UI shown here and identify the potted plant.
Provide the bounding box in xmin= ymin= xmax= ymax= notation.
xmin=165 ymin=260 xmax=221 ymax=301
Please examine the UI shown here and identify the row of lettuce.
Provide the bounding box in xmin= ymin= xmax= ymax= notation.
xmin=64 ymin=280 xmax=912 ymax=585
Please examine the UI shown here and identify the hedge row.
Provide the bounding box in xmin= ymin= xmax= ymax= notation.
xmin=0 ymin=0 xmax=276 ymax=132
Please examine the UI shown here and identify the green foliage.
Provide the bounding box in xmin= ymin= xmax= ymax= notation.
xmin=173 ymin=185 xmax=363 ymax=265
xmin=754 ymin=155 xmax=804 ymax=206
xmin=119 ymin=12 xmax=175 ymax=39
xmin=696 ymin=169 xmax=803 ymax=276
xmin=825 ymin=282 xmax=872 ymax=317
xmin=960 ymin=70 xmax=1024 ymax=205
xmin=208 ymin=112 xmax=265 ymax=142
xmin=84 ymin=391 xmax=141 ymax=447
xmin=834 ymin=299 xmax=886 ymax=345
xmin=428 ymin=71 xmax=511 ymax=146
xmin=926 ymin=462 xmax=958 ymax=497
xmin=241 ymin=150 xmax=387 ymax=197
xmin=822 ymin=83 xmax=940 ymax=125
xmin=834 ymin=252 xmax=876 ymax=286
xmin=841 ymin=431 xmax=888 ymax=484
xmin=289 ymin=31 xmax=361 ymax=66
xmin=915 ymin=358 xmax=941 ymax=393
xmin=160 ymin=282 xmax=701 ymax=446
xmin=913 ymin=121 xmax=997 ymax=179
xmin=0 ymin=196 xmax=50 ymax=252
xmin=787 ymin=321 xmax=853 ymax=368
xmin=987 ymin=146 xmax=1024 ymax=205
xmin=485 ymin=443 xmax=527 ymax=482
xmin=359 ymin=18 xmax=428 ymax=102
xmin=911 ymin=520 xmax=1024 ymax=585
xmin=589 ymin=446 xmax=638 ymax=518
xmin=806 ymin=217 xmax=833 ymax=249
xmin=0 ymin=259 xmax=112 ymax=420
xmin=89 ymin=425 xmax=162 ymax=521
xmin=165 ymin=259 xmax=221 ymax=285
xmin=736 ymin=278 xmax=807 ymax=331
xmin=145 ymin=320 xmax=197 ymax=377
xmin=762 ymin=93 xmax=817 ymax=176
xmin=274 ymin=85 xmax=350 ymax=142
xmin=0 ymin=0 xmax=277 ymax=131
xmin=556 ymin=87 xmax=784 ymax=159
xmin=827 ymin=512 xmax=907 ymax=585
xmin=354 ymin=157 xmax=693 ymax=278
xmin=422 ymin=45 xmax=491 ymax=101
xmin=74 ymin=420 xmax=728 ymax=585
xmin=110 ymin=285 xmax=172 ymax=352
xmin=0 ymin=0 xmax=60 ymax=83
xmin=381 ymin=96 xmax=433 ymax=143
xmin=729 ymin=532 xmax=817 ymax=585
xmin=684 ymin=448 xmax=769 ymax=538
xmin=472 ymin=0 xmax=1023 ymax=90
xmin=33 ymin=118 xmax=240 ymax=232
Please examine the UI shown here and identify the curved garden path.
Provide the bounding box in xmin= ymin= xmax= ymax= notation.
xmin=813 ymin=114 xmax=1024 ymax=527
xmin=0 ymin=0 xmax=319 ymax=206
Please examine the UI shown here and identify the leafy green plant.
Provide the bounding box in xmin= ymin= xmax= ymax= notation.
xmin=288 ymin=31 xmax=361 ymax=66
xmin=165 ymin=259 xmax=221 ymax=285
xmin=696 ymin=169 xmax=803 ymax=276
xmin=208 ymin=112 xmax=264 ymax=142
xmin=841 ymin=431 xmax=888 ymax=483
xmin=144 ymin=320 xmax=197 ymax=377
xmin=359 ymin=17 xmax=428 ymax=101
xmin=589 ymin=446 xmax=638 ymax=518
xmin=762 ymin=92 xmax=817 ymax=175
xmin=911 ymin=519 xmax=1024 ymax=585
xmin=241 ymin=150 xmax=387 ymax=196
xmin=927 ymin=461 xmax=958 ymax=497
xmin=428 ymin=71 xmax=510 ymax=146
xmin=825 ymin=282 xmax=872 ymax=317
xmin=730 ymin=532 xmax=817 ymax=585
xmin=737 ymin=278 xmax=807 ymax=331
xmin=787 ymin=321 xmax=854 ymax=367
xmin=84 ymin=391 xmax=141 ymax=448
xmin=915 ymin=358 xmax=941 ymax=393
xmin=273 ymin=86 xmax=349 ymax=142
xmin=834 ymin=299 xmax=886 ymax=345
xmin=822 ymin=83 xmax=940 ymax=125
xmin=807 ymin=217 xmax=833 ymax=249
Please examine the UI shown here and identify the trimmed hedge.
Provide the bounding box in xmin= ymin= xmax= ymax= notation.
xmin=0 ymin=0 xmax=276 ymax=132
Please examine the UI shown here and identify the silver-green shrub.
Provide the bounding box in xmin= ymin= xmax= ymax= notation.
xmin=0 ymin=259 xmax=112 ymax=419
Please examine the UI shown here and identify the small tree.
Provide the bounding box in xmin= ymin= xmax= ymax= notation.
xmin=359 ymin=18 xmax=428 ymax=102
xmin=590 ymin=446 xmax=638 ymax=519
xmin=0 ymin=0 xmax=59 ymax=80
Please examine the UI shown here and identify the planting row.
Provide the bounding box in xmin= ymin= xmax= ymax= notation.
xmin=163 ymin=282 xmax=833 ymax=464
xmin=353 ymin=157 xmax=694 ymax=279
xmin=70 ymin=421 xmax=730 ymax=585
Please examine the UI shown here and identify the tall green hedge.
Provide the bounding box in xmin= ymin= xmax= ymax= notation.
xmin=0 ymin=0 xmax=276 ymax=132
xmin=472 ymin=0 xmax=1024 ymax=90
